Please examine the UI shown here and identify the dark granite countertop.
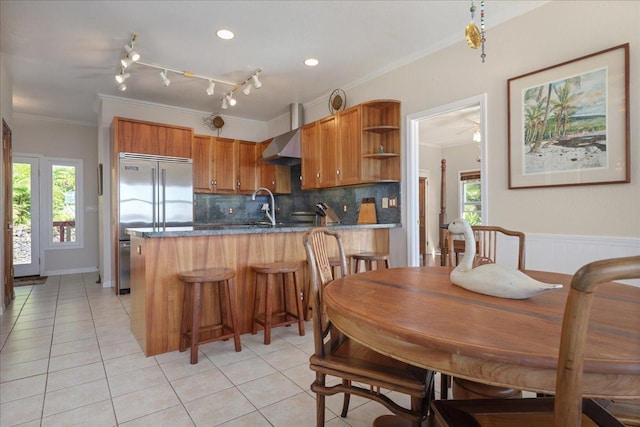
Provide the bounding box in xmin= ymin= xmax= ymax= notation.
xmin=126 ymin=222 xmax=400 ymax=238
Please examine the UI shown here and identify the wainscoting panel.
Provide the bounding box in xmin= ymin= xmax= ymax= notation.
xmin=526 ymin=234 xmax=640 ymax=286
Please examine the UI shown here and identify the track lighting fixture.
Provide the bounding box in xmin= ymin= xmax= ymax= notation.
xmin=124 ymin=44 xmax=140 ymax=62
xmin=120 ymin=56 xmax=133 ymax=69
xmin=160 ymin=69 xmax=171 ymax=87
xmin=115 ymin=69 xmax=130 ymax=84
xmin=115 ymin=33 xmax=263 ymax=110
xmin=251 ymin=73 xmax=262 ymax=89
xmin=206 ymin=80 xmax=215 ymax=96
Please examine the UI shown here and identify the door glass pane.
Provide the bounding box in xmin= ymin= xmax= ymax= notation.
xmin=13 ymin=162 xmax=32 ymax=265
xmin=52 ymin=164 xmax=76 ymax=243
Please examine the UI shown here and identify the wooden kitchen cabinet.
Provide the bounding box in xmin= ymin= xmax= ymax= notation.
xmin=193 ymin=135 xmax=259 ymax=194
xmin=113 ymin=117 xmax=192 ymax=158
xmin=237 ymin=140 xmax=258 ymax=193
xmin=211 ymin=137 xmax=237 ymax=193
xmin=259 ymin=141 xmax=291 ymax=194
xmin=193 ymin=134 xmax=214 ymax=192
xmin=299 ymin=100 xmax=399 ymax=189
xmin=301 ymin=121 xmax=321 ymax=189
xmin=360 ymin=100 xmax=400 ymax=182
xmin=336 ymin=105 xmax=361 ymax=186
xmin=318 ymin=115 xmax=339 ymax=187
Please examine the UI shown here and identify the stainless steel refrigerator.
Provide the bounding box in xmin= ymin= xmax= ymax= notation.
xmin=118 ymin=153 xmax=193 ymax=293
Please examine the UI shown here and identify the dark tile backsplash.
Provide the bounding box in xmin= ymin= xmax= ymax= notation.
xmin=194 ymin=165 xmax=401 ymax=225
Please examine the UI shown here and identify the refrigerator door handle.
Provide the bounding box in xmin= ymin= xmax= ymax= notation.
xmin=161 ymin=168 xmax=167 ymax=229
xmin=152 ymin=167 xmax=157 ymax=229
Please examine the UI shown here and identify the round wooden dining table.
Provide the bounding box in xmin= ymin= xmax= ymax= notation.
xmin=323 ymin=266 xmax=640 ymax=425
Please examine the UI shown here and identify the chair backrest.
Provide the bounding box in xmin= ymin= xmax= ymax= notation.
xmin=303 ymin=227 xmax=350 ymax=357
xmin=554 ymin=255 xmax=640 ymax=427
xmin=445 ymin=225 xmax=525 ymax=270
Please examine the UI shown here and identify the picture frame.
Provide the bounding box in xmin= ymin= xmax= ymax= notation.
xmin=508 ymin=43 xmax=629 ymax=189
xmin=97 ymin=163 xmax=103 ymax=196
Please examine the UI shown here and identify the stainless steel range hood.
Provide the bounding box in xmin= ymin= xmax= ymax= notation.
xmin=259 ymin=103 xmax=303 ymax=166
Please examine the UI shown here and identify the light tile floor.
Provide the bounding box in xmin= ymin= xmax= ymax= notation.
xmin=1 ymin=273 xmax=436 ymax=426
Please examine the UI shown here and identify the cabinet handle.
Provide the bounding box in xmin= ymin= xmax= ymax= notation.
xmin=271 ymin=180 xmax=276 ymax=185
xmin=237 ymin=180 xmax=241 ymax=188
xmin=210 ymin=180 xmax=214 ymax=187
xmin=213 ymin=180 xmax=217 ymax=187
xmin=336 ymin=169 xmax=340 ymax=176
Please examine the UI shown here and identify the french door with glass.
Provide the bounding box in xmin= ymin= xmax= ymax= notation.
xmin=13 ymin=155 xmax=40 ymax=277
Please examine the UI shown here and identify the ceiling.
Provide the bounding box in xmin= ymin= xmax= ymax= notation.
xmin=1 ymin=1 xmax=546 ymax=125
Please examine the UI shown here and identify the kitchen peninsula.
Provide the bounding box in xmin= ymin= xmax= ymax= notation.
xmin=127 ymin=223 xmax=397 ymax=356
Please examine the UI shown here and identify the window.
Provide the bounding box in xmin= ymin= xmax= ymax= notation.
xmin=460 ymin=170 xmax=481 ymax=225
xmin=47 ymin=158 xmax=83 ymax=248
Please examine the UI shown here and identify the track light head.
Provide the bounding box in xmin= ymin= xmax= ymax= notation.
xmin=118 ymin=82 xmax=127 ymax=91
xmin=226 ymin=93 xmax=237 ymax=106
xmin=120 ymin=56 xmax=133 ymax=68
xmin=115 ymin=70 xmax=130 ymax=84
xmin=221 ymin=97 xmax=228 ymax=110
xmin=160 ymin=70 xmax=170 ymax=87
xmin=251 ymin=73 xmax=262 ymax=89
xmin=242 ymin=83 xmax=251 ymax=96
xmin=206 ymin=80 xmax=215 ymax=96
xmin=124 ymin=44 xmax=140 ymax=62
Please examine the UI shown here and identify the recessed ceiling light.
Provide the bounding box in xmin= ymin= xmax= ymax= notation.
xmin=216 ymin=29 xmax=235 ymax=40
xmin=304 ymin=58 xmax=319 ymax=67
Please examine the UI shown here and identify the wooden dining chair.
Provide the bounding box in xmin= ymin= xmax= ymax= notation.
xmin=303 ymin=228 xmax=434 ymax=427
xmin=441 ymin=225 xmax=526 ymax=399
xmin=431 ymin=255 xmax=640 ymax=427
xmin=445 ymin=225 xmax=525 ymax=269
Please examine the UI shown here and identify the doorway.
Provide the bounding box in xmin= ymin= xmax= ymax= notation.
xmin=406 ymin=94 xmax=488 ymax=267
xmin=13 ymin=155 xmax=41 ymax=277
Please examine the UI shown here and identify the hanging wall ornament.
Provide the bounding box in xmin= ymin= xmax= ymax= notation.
xmin=203 ymin=113 xmax=225 ymax=136
xmin=465 ymin=0 xmax=486 ymax=62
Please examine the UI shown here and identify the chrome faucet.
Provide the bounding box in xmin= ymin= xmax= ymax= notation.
xmin=251 ymin=187 xmax=276 ymax=226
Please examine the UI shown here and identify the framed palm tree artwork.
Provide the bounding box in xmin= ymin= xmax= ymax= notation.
xmin=508 ymin=43 xmax=629 ymax=189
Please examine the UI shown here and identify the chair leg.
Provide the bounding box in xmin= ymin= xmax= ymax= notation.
xmin=316 ymin=373 xmax=326 ymax=427
xmin=340 ymin=379 xmax=351 ymax=418
xmin=251 ymin=272 xmax=260 ymax=335
xmin=179 ymin=282 xmax=191 ymax=352
xmin=292 ymin=271 xmax=305 ymax=337
xmin=441 ymin=373 xmax=449 ymax=399
xmin=264 ymin=273 xmax=273 ymax=345
xmin=189 ymin=282 xmax=202 ymax=364
xmin=410 ymin=395 xmax=423 ymax=427
xmin=223 ymin=278 xmax=242 ymax=352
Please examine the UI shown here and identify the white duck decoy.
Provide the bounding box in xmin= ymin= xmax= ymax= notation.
xmin=448 ymin=219 xmax=562 ymax=299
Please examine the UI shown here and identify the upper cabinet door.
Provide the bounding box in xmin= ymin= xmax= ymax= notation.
xmin=301 ymin=122 xmax=320 ymax=189
xmin=337 ymin=106 xmax=361 ymax=186
xmin=237 ymin=140 xmax=257 ymax=193
xmin=192 ymin=135 xmax=213 ymax=193
xmin=113 ymin=117 xmax=193 ymax=158
xmin=318 ymin=115 xmax=338 ymax=187
xmin=211 ymin=137 xmax=237 ymax=193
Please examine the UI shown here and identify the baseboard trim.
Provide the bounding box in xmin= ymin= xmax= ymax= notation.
xmin=42 ymin=266 xmax=99 ymax=276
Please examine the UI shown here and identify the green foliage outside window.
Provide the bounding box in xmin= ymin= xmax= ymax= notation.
xmin=52 ymin=165 xmax=76 ymax=222
xmin=13 ymin=163 xmax=31 ymax=226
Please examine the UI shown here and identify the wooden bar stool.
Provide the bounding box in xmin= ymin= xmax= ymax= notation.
xmin=351 ymin=252 xmax=391 ymax=273
xmin=251 ymin=262 xmax=305 ymax=345
xmin=178 ymin=268 xmax=241 ymax=364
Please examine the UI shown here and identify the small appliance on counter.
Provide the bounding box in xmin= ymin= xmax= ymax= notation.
xmin=314 ymin=202 xmax=341 ymax=225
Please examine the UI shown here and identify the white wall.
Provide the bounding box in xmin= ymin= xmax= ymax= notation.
xmin=311 ymin=1 xmax=640 ymax=266
xmin=12 ymin=115 xmax=99 ymax=276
